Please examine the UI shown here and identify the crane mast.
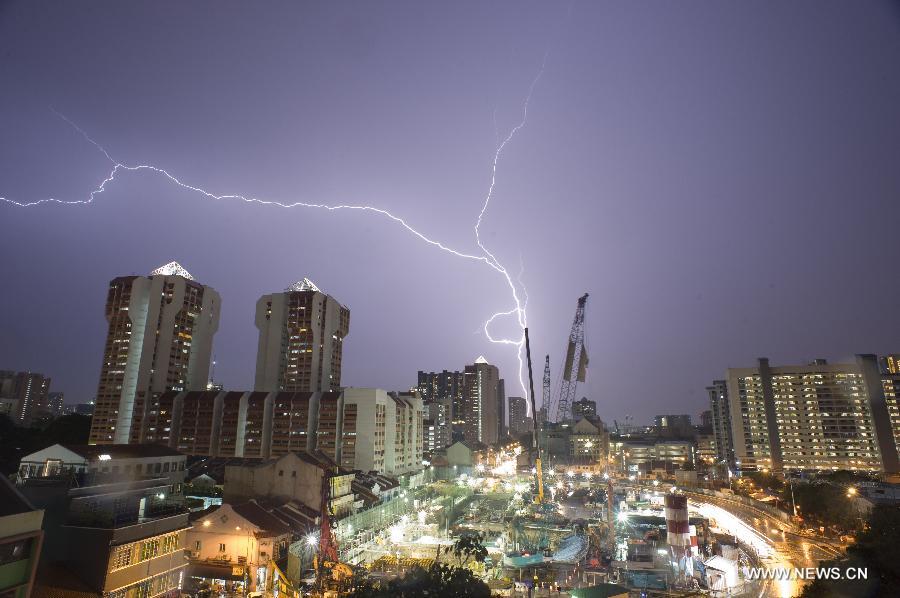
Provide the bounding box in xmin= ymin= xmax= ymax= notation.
xmin=524 ymin=328 xmax=544 ymax=504
xmin=555 ymin=293 xmax=589 ymax=422
xmin=542 ymin=355 xmax=550 ymax=422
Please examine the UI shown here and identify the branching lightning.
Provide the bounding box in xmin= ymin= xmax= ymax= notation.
xmin=1 ymin=59 xmax=547 ymax=408
xmin=477 ymin=51 xmax=548 ymax=407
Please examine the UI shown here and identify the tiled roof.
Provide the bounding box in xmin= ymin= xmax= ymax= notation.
xmin=232 ymin=501 xmax=293 ymax=536
xmin=32 ymin=562 xmax=101 ymax=598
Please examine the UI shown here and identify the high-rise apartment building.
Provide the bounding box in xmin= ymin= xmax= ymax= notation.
xmin=508 ymin=396 xmax=528 ymax=435
xmin=572 ymin=397 xmax=597 ymax=421
xmin=707 ymin=380 xmax=733 ymax=464
xmin=461 ymin=357 xmax=501 ymax=446
xmin=340 ymin=388 xmax=387 ymax=473
xmin=727 ymin=356 xmax=900 ymax=474
xmin=338 ymin=388 xmax=419 ymax=475
xmin=497 ymin=378 xmax=506 ymax=439
xmin=880 ymin=354 xmax=900 ymax=375
xmin=423 ymin=396 xmax=452 ymax=452
xmin=254 ymin=278 xmax=350 ymax=393
xmin=45 ymin=392 xmax=65 ymax=418
xmin=0 ymin=370 xmax=50 ymax=426
xmin=389 ymin=391 xmax=425 ymax=475
xmin=89 ymin=262 xmax=220 ymax=445
xmin=417 ymin=370 xmax=464 ymax=447
xmin=655 ymin=414 xmax=694 ymax=439
xmin=417 ymin=370 xmax=464 ymax=416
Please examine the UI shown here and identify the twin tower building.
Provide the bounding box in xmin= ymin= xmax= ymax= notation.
xmin=88 ymin=262 xmax=351 ymax=449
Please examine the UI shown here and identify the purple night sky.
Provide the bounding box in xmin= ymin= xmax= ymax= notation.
xmin=2 ymin=1 xmax=900 ymax=423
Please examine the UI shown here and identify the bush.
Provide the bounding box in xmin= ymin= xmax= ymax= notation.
xmin=349 ymin=563 xmax=490 ymax=598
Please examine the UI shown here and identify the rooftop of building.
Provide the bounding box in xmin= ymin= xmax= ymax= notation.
xmin=150 ymin=260 xmax=194 ymax=280
xmin=188 ymin=450 xmax=350 ymax=481
xmin=190 ymin=501 xmax=293 ymax=536
xmin=257 ymin=499 xmax=319 ymax=529
xmin=353 ymin=470 xmax=399 ymax=493
xmin=447 ymin=440 xmax=487 ymax=452
xmin=54 ymin=443 xmax=185 ymax=460
xmin=32 ymin=561 xmax=99 ymax=598
xmin=286 ymin=277 xmax=320 ymax=292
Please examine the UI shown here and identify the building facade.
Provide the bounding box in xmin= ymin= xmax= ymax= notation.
xmin=727 ymin=356 xmax=900 ymax=474
xmin=0 ymin=370 xmax=51 ymax=426
xmin=461 ymin=357 xmax=501 ymax=446
xmin=508 ymin=396 xmax=528 ymax=436
xmin=613 ymin=439 xmax=693 ymax=474
xmin=497 ymin=378 xmax=506 ymax=439
xmin=654 ymin=414 xmax=693 ymax=438
xmin=572 ymin=397 xmax=597 ymax=421
xmin=707 ymin=380 xmax=733 ymax=465
xmin=223 ymin=452 xmax=355 ymax=519
xmin=187 ymin=502 xmax=291 ymax=592
xmin=339 ymin=388 xmax=423 ymax=476
xmin=694 ymin=427 xmax=717 ymax=468
xmin=416 ymin=370 xmax=464 ymax=414
xmin=17 ymin=443 xmax=186 ymax=493
xmin=568 ymin=417 xmax=609 ymax=468
xmin=0 ymin=477 xmax=43 ymax=598
xmin=422 ymin=396 xmax=452 ymax=452
xmin=417 ymin=370 xmax=464 ymax=446
xmin=89 ymin=262 xmax=220 ymax=445
xmin=254 ymin=279 xmax=350 ymax=393
xmin=20 ymin=476 xmax=189 ymax=598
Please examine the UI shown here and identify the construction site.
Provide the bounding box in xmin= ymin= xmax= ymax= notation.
xmin=259 ymin=293 xmax=777 ymax=597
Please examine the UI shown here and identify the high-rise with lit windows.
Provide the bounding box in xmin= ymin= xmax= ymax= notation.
xmin=89 ymin=262 xmax=220 ymax=445
xmin=461 ymin=356 xmax=501 ymax=446
xmin=508 ymin=396 xmax=528 ymax=435
xmin=254 ymin=278 xmax=350 ymax=393
xmin=727 ymin=356 xmax=900 ymax=474
xmin=0 ymin=370 xmax=50 ymax=426
xmin=707 ymin=380 xmax=733 ymax=464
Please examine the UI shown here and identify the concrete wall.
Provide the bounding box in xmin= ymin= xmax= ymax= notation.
xmin=224 ymin=453 xmax=323 ymax=510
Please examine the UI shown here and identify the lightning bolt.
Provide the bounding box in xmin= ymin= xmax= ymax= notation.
xmin=477 ymin=51 xmax=548 ymax=410
xmin=1 ymin=60 xmax=547 ymax=411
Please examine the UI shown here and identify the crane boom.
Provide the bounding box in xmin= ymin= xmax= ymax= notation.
xmin=555 ymin=293 xmax=589 ymax=421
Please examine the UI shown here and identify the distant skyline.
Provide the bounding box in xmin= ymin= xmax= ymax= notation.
xmin=2 ymin=2 xmax=900 ymax=422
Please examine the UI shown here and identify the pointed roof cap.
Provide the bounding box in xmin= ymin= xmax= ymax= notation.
xmin=150 ymin=261 xmax=194 ymax=280
xmin=286 ymin=278 xmax=321 ymax=293
xmin=474 ymin=355 xmax=489 ymax=364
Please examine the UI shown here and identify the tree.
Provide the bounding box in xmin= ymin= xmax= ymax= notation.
xmin=349 ymin=564 xmax=490 ymax=598
xmin=787 ymin=482 xmax=855 ymax=531
xmin=746 ymin=471 xmax=784 ymax=493
xmin=800 ymin=506 xmax=900 ymax=597
xmin=445 ymin=532 xmax=488 ymax=568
